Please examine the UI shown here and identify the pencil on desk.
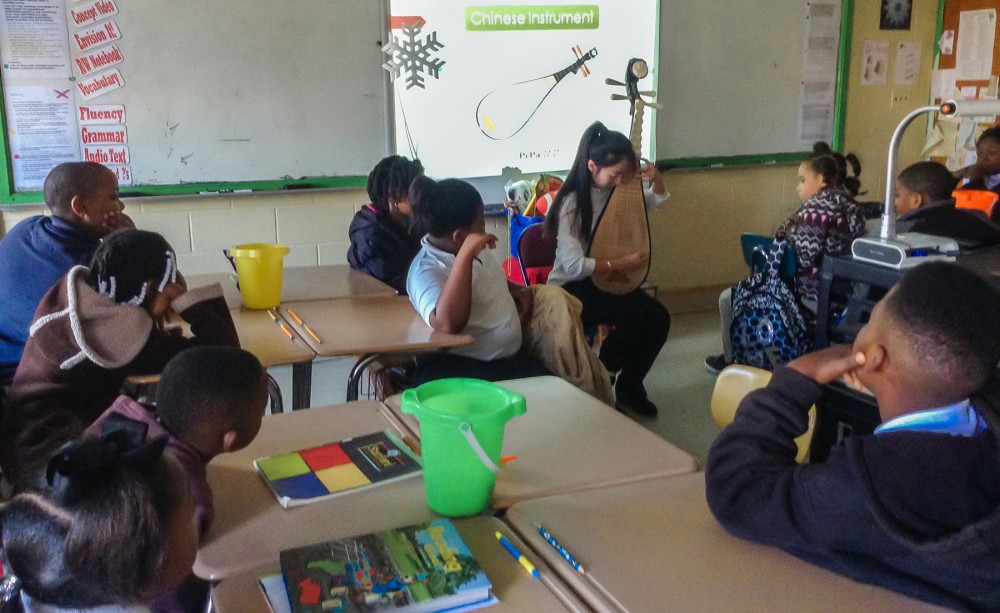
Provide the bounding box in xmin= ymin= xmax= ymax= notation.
xmin=496 ymin=531 xmax=540 ymax=579
xmin=266 ymin=309 xmax=278 ymax=322
xmin=286 ymin=309 xmax=304 ymax=325
xmin=277 ymin=322 xmax=294 ymax=340
xmin=302 ymin=323 xmax=322 ymax=344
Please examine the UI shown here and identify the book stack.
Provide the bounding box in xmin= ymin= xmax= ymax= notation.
xmin=274 ymin=518 xmax=496 ymax=613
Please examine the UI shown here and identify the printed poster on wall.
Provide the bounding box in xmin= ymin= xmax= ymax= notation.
xmin=385 ymin=1 xmax=658 ymax=179
xmin=4 ymin=84 xmax=80 ymax=190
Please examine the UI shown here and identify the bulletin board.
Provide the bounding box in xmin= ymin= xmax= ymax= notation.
xmin=929 ymin=0 xmax=1000 ymax=167
xmin=0 ymin=0 xmax=390 ymax=204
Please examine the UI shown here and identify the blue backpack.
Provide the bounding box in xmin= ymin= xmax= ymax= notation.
xmin=730 ymin=237 xmax=812 ymax=370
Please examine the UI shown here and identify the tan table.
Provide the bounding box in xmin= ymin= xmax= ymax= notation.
xmin=195 ymin=400 xmax=429 ymax=581
xmin=277 ymin=296 xmax=474 ymax=401
xmin=210 ymin=516 xmax=590 ymax=613
xmin=384 ymin=376 xmax=699 ymax=509
xmin=506 ymin=473 xmax=948 ymax=612
xmin=191 ymin=264 xmax=397 ymax=309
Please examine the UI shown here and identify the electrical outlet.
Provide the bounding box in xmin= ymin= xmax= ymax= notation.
xmin=890 ymin=90 xmax=910 ymax=108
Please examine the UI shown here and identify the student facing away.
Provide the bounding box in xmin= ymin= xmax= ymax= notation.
xmin=0 ymin=161 xmax=134 ymax=387
xmin=706 ymin=262 xmax=1000 ymax=610
xmin=0 ymin=434 xmax=198 ymax=613
xmin=406 ymin=176 xmax=550 ymax=385
xmin=2 ymin=229 xmax=239 ymax=490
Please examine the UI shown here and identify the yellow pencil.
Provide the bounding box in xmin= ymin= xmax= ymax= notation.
xmin=287 ymin=309 xmax=304 ymax=325
xmin=266 ymin=309 xmax=277 ymax=322
xmin=277 ymin=322 xmax=294 ymax=340
xmin=303 ymin=324 xmax=322 ymax=344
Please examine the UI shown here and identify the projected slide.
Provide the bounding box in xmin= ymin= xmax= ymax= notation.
xmin=384 ymin=1 xmax=657 ymax=179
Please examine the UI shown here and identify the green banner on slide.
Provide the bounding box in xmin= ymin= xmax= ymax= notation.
xmin=466 ymin=5 xmax=599 ymax=31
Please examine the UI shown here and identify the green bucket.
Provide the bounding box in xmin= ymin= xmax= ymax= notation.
xmin=401 ymin=378 xmax=526 ymax=517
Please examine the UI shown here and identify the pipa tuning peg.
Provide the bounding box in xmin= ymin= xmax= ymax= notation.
xmin=605 ymin=78 xmax=625 ymax=86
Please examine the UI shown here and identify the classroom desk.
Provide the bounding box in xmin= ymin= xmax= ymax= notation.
xmin=190 ymin=264 xmax=397 ymax=309
xmin=384 ymin=376 xmax=699 ymax=509
xmin=277 ymin=296 xmax=474 ymax=401
xmin=195 ymin=399 xmax=429 ymax=581
xmin=506 ymin=473 xmax=947 ymax=612
xmin=815 ymin=246 xmax=1000 ymax=348
xmin=210 ymin=516 xmax=590 ymax=613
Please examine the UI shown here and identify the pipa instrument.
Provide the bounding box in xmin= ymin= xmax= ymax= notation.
xmin=588 ymin=58 xmax=658 ymax=295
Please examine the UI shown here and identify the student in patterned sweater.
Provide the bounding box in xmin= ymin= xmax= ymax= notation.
xmin=706 ymin=143 xmax=864 ymax=373
xmin=783 ymin=144 xmax=866 ymax=313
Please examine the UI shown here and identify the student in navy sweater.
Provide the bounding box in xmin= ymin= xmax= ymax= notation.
xmin=706 ymin=262 xmax=1000 ymax=610
xmin=0 ymin=162 xmax=133 ymax=386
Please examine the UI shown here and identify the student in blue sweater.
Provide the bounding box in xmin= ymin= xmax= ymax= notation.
xmin=0 ymin=162 xmax=133 ymax=386
xmin=706 ymin=262 xmax=1000 ymax=610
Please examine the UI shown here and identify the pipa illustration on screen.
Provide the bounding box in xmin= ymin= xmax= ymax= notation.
xmin=475 ymin=45 xmax=597 ymax=141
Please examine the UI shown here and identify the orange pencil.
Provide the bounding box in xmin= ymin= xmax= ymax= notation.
xmin=287 ymin=309 xmax=304 ymax=325
xmin=277 ymin=322 xmax=294 ymax=340
xmin=303 ymin=324 xmax=322 ymax=344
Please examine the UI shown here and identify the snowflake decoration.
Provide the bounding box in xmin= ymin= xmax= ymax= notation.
xmin=880 ymin=0 xmax=911 ymax=29
xmin=382 ymin=21 xmax=445 ymax=90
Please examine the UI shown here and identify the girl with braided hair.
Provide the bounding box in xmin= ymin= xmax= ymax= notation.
xmin=0 ymin=433 xmax=198 ymax=613
xmin=347 ymin=156 xmax=424 ymax=294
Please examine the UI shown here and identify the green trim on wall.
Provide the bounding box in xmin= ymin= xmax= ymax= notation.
xmin=657 ymin=152 xmax=809 ymax=171
xmin=831 ymin=0 xmax=854 ymax=152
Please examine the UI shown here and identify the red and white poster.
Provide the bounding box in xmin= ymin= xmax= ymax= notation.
xmin=75 ymin=68 xmax=124 ymax=100
xmin=71 ymin=20 xmax=121 ymax=53
xmin=80 ymin=124 xmax=126 ymax=144
xmin=74 ymin=43 xmax=122 ymax=76
xmin=82 ymin=144 xmax=129 ymax=165
xmin=68 ymin=0 xmax=119 ymax=28
xmin=78 ymin=104 xmax=125 ymax=124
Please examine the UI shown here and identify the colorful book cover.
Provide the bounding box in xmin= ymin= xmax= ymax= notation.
xmin=279 ymin=518 xmax=494 ymax=613
xmin=254 ymin=430 xmax=421 ymax=508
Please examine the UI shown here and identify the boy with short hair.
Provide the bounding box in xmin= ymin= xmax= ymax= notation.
xmin=0 ymin=161 xmax=133 ymax=385
xmin=706 ymin=262 xmax=1000 ymax=610
xmin=895 ymin=160 xmax=999 ymax=248
xmin=88 ymin=346 xmax=267 ymax=536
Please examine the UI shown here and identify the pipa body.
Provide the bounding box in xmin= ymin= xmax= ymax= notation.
xmin=588 ymin=99 xmax=651 ymax=294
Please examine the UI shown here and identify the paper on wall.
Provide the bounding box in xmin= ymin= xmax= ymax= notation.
xmin=931 ymin=68 xmax=957 ymax=100
xmin=939 ymin=30 xmax=955 ymax=55
xmin=921 ymin=123 xmax=946 ymax=157
xmin=893 ymin=41 xmax=921 ymax=86
xmin=861 ymin=40 xmax=889 ymax=86
xmin=955 ymin=9 xmax=996 ymax=80
xmin=958 ymin=117 xmax=978 ymax=150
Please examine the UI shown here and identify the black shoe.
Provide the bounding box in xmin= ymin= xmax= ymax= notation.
xmin=615 ymin=395 xmax=658 ymax=417
xmin=704 ymin=354 xmax=729 ymax=375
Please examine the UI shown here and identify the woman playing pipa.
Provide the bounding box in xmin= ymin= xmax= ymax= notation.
xmin=543 ymin=58 xmax=670 ymax=417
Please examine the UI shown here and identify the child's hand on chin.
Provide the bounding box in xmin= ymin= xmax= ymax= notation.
xmin=788 ymin=344 xmax=865 ymax=386
xmin=458 ymin=231 xmax=498 ymax=258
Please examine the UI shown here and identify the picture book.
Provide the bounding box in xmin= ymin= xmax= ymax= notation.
xmin=254 ymin=430 xmax=421 ymax=508
xmin=279 ymin=518 xmax=495 ymax=613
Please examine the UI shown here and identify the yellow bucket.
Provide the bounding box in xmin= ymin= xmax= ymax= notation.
xmin=225 ymin=243 xmax=289 ymax=309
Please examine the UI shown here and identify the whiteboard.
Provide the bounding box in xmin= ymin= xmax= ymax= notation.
xmin=109 ymin=0 xmax=388 ymax=185
xmin=655 ymin=0 xmax=843 ymax=160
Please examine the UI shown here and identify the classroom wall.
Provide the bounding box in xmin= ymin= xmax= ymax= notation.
xmin=841 ymin=0 xmax=940 ymax=201
xmin=0 ymin=0 xmax=942 ymax=308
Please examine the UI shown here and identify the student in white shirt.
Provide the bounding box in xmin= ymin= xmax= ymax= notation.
xmin=406 ymin=176 xmax=549 ymax=385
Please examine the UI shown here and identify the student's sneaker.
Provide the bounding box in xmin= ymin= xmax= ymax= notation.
xmin=704 ymin=354 xmax=729 ymax=375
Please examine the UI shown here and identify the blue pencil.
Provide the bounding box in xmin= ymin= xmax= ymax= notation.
xmin=536 ymin=524 xmax=585 ymax=574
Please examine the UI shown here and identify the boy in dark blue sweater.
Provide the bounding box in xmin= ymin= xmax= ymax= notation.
xmin=0 ymin=162 xmax=132 ymax=385
xmin=707 ymin=262 xmax=1000 ymax=610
